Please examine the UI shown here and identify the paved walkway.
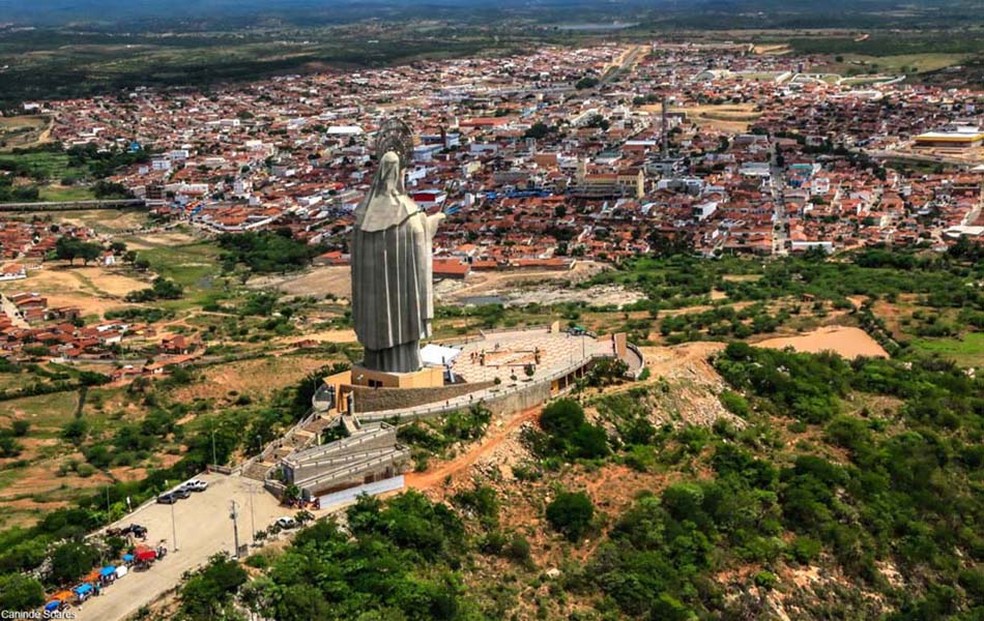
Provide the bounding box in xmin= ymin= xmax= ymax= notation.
xmin=357 ymin=329 xmax=617 ymax=423
xmin=453 ymin=330 xmax=611 ymax=384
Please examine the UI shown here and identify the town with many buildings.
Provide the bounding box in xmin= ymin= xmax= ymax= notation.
xmin=16 ymin=41 xmax=984 ymax=265
xmin=1 ymin=29 xmax=983 ymax=621
xmin=0 ymin=41 xmax=981 ymax=376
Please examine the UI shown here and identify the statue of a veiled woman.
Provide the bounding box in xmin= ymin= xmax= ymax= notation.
xmin=351 ymin=151 xmax=444 ymax=373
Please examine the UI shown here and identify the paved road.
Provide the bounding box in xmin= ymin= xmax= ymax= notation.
xmin=600 ymin=44 xmax=646 ymax=85
xmin=74 ymin=473 xmax=286 ymax=621
xmin=0 ymin=293 xmax=29 ymax=328
xmin=770 ymin=143 xmax=789 ymax=257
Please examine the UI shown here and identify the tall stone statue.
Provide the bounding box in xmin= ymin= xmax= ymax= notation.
xmin=351 ymin=147 xmax=444 ymax=373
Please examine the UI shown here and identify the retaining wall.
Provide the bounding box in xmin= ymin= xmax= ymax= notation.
xmin=352 ymin=380 xmax=494 ymax=413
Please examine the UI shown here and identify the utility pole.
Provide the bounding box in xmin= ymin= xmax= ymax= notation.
xmin=230 ymin=500 xmax=240 ymax=558
xmin=249 ymin=484 xmax=256 ymax=545
xmin=170 ymin=499 xmax=179 ymax=552
xmin=211 ymin=428 xmax=218 ymax=466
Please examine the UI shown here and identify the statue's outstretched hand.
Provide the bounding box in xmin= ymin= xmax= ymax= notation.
xmin=426 ymin=212 xmax=445 ymax=238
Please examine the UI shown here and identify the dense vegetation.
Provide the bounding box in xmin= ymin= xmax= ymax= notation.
xmin=0 ymin=363 xmax=340 ymax=592
xmin=0 ymin=143 xmax=148 ymax=201
xmin=168 ymin=333 xmax=984 ymax=619
xmin=226 ymin=492 xmax=479 ymax=621
xmin=217 ymin=229 xmax=322 ymax=275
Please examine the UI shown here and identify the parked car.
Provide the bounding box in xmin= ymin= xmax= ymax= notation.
xmin=180 ymin=479 xmax=208 ymax=492
xmin=122 ymin=523 xmax=147 ymax=538
xmin=274 ymin=516 xmax=297 ymax=529
xmin=156 ymin=493 xmax=178 ymax=504
xmin=170 ymin=487 xmax=191 ymax=499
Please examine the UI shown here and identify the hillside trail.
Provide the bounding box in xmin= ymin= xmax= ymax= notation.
xmin=405 ymin=404 xmax=543 ymax=493
xmin=593 ymin=341 xmax=728 ymax=401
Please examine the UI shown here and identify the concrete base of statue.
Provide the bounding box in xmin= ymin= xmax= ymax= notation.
xmin=349 ymin=365 xmax=445 ymax=390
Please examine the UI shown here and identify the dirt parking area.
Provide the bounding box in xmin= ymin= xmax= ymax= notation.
xmin=54 ymin=210 xmax=149 ymax=236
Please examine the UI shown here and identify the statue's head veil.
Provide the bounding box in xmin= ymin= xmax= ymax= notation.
xmin=354 ymin=151 xmax=419 ymax=232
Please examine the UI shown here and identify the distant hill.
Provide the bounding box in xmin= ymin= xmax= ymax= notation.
xmin=2 ymin=0 xmax=981 ymax=29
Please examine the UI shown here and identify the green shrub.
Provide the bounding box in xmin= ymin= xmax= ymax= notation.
xmin=790 ymin=536 xmax=822 ymax=564
xmin=76 ymin=463 xmax=96 ymax=478
xmin=719 ymin=390 xmax=751 ymax=418
xmin=0 ymin=573 xmax=45 ymax=610
xmin=546 ymin=491 xmax=594 ymax=541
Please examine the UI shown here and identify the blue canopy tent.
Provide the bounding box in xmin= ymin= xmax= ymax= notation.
xmin=122 ymin=554 xmax=134 ymax=563
xmin=74 ymin=583 xmax=94 ymax=598
xmin=44 ymin=601 xmax=60 ymax=612
xmin=100 ymin=566 xmax=116 ymax=577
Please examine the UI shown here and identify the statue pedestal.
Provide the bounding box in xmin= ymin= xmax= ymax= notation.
xmin=349 ymin=365 xmax=445 ymax=389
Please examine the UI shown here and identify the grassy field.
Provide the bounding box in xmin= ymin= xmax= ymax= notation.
xmin=0 ymin=116 xmax=51 ymax=152
xmin=137 ymin=240 xmax=222 ymax=284
xmin=911 ymin=332 xmax=984 ymax=367
xmin=38 ymin=185 xmax=96 ymax=201
xmin=814 ymin=53 xmax=969 ymax=76
xmin=3 ymin=390 xmax=84 ymax=436
xmin=0 ymin=151 xmax=81 ymax=181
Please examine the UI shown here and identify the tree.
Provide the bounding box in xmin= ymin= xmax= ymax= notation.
xmin=524 ymin=122 xmax=553 ymax=140
xmin=546 ymin=491 xmax=594 ymax=541
xmin=575 ymin=76 xmax=600 ymax=90
xmin=538 ymin=399 xmax=609 ymax=459
xmin=283 ymin=484 xmax=301 ymax=504
xmin=180 ymin=554 xmax=248 ymax=620
xmin=0 ymin=573 xmax=45 ymax=610
xmin=61 ymin=418 xmax=89 ymax=445
xmin=49 ymin=542 xmax=100 ymax=585
xmin=54 ymin=237 xmax=103 ymax=266
xmin=540 ymin=399 xmax=586 ymax=438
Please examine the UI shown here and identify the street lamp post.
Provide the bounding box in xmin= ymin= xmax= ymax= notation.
xmin=170 ymin=499 xmax=179 ymax=552
xmin=230 ymin=500 xmax=240 ymax=558
xmin=249 ymin=483 xmax=257 ymax=545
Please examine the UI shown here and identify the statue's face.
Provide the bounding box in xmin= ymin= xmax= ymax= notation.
xmin=380 ymin=152 xmax=402 ymax=195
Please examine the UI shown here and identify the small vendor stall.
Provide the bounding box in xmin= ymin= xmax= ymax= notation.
xmin=133 ymin=546 xmax=157 ymax=570
xmin=99 ymin=566 xmax=117 ymax=584
xmin=73 ymin=583 xmax=95 ymax=604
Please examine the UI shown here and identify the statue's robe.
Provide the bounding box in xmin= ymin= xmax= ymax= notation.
xmin=351 ymin=152 xmax=442 ymax=373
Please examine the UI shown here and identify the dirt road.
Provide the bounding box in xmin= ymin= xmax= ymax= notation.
xmin=405 ymin=405 xmax=542 ymax=492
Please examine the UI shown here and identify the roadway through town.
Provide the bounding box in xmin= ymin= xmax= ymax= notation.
xmin=0 ymin=292 xmax=29 ymax=328
xmin=770 ymin=142 xmax=790 ymax=256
